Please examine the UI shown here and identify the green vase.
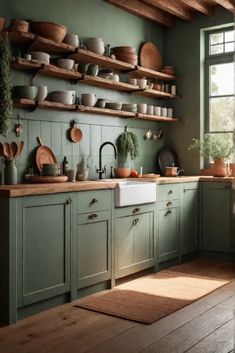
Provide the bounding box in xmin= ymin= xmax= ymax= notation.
xmin=4 ymin=160 xmax=17 ymax=185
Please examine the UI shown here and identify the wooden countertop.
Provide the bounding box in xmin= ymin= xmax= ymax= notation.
xmin=0 ymin=176 xmax=233 ymax=198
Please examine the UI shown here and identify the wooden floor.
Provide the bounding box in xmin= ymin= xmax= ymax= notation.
xmin=0 ymin=275 xmax=235 ymax=352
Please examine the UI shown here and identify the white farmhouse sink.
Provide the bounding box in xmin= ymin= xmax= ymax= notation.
xmin=115 ymin=181 xmax=156 ymax=207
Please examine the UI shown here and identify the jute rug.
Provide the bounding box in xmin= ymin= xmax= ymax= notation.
xmin=75 ymin=259 xmax=235 ymax=324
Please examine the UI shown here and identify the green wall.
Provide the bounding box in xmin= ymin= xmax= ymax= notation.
xmin=163 ymin=7 xmax=234 ymax=174
xmin=0 ymin=0 xmax=166 ymax=181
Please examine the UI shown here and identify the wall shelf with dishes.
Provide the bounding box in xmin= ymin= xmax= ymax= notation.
xmin=13 ymin=99 xmax=179 ymax=122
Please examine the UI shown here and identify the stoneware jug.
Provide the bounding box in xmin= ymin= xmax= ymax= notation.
xmin=4 ymin=159 xmax=17 ymax=185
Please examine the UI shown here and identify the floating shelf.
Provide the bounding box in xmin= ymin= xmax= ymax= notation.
xmin=69 ymin=48 xmax=135 ymax=71
xmin=133 ymin=89 xmax=179 ymax=99
xmin=131 ymin=66 xmax=176 ymax=81
xmin=28 ymin=36 xmax=75 ymax=54
xmin=13 ymin=99 xmax=179 ymax=122
xmin=80 ymin=75 xmax=139 ymax=92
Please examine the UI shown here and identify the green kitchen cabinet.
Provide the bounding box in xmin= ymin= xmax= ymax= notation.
xmin=158 ymin=200 xmax=180 ymax=263
xmin=180 ymin=182 xmax=199 ymax=255
xmin=202 ymin=182 xmax=231 ymax=252
xmin=115 ymin=204 xmax=156 ymax=279
xmin=17 ymin=193 xmax=72 ymax=308
xmin=76 ymin=190 xmax=112 ymax=289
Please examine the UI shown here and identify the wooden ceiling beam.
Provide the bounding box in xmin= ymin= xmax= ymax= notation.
xmin=179 ymin=0 xmax=214 ymax=16
xmin=105 ymin=0 xmax=173 ymax=27
xmin=143 ymin=0 xmax=193 ymax=21
xmin=214 ymin=0 xmax=235 ymax=13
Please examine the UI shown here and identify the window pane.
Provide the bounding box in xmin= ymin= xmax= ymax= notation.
xmin=210 ymin=63 xmax=235 ymax=96
xmin=210 ymin=32 xmax=223 ymax=45
xmin=209 ymin=97 xmax=235 ymax=131
xmin=210 ymin=44 xmax=223 ymax=55
xmin=225 ymin=30 xmax=234 ymax=42
xmin=225 ymin=42 xmax=235 ymax=52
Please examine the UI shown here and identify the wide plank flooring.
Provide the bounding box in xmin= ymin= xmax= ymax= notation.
xmin=0 ymin=272 xmax=234 ymax=353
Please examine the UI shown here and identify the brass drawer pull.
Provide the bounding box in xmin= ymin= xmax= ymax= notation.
xmin=133 ymin=218 xmax=139 ymax=226
xmin=88 ymin=213 xmax=98 ymax=220
xmin=167 ymin=201 xmax=172 ymax=207
xmin=165 ymin=209 xmax=172 ymax=216
xmin=133 ymin=207 xmax=140 ymax=214
xmin=91 ymin=198 xmax=98 ymax=205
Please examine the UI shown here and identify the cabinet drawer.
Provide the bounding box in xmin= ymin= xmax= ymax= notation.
xmin=115 ymin=203 xmax=155 ymax=218
xmin=158 ymin=199 xmax=180 ymax=210
xmin=158 ymin=184 xmax=180 ymax=201
xmin=78 ymin=210 xmax=110 ymax=225
xmin=77 ymin=190 xmax=112 ymax=214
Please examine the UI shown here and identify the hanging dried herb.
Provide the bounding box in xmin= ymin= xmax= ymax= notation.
xmin=0 ymin=34 xmax=13 ymax=136
xmin=116 ymin=127 xmax=139 ymax=164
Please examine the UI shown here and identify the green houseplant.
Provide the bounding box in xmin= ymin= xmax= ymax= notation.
xmin=0 ymin=34 xmax=13 ymax=136
xmin=189 ymin=133 xmax=235 ymax=176
xmin=115 ymin=127 xmax=139 ymax=177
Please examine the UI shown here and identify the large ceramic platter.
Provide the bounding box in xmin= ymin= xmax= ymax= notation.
xmin=139 ymin=42 xmax=162 ymax=71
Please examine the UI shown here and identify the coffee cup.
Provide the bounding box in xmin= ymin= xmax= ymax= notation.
xmin=36 ymin=86 xmax=48 ymax=101
xmin=137 ymin=103 xmax=147 ymax=114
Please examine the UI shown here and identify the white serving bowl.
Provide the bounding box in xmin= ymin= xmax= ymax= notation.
xmin=63 ymin=33 xmax=79 ymax=47
xmin=86 ymin=37 xmax=105 ymax=55
xmin=57 ymin=58 xmax=75 ymax=70
xmin=50 ymin=90 xmax=76 ymax=105
xmin=29 ymin=51 xmax=50 ymax=64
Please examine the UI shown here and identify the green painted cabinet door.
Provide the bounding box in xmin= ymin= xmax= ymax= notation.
xmin=115 ymin=210 xmax=155 ymax=279
xmin=77 ymin=211 xmax=111 ymax=289
xmin=180 ymin=182 xmax=199 ymax=255
xmin=202 ymin=182 xmax=231 ymax=252
xmin=17 ymin=194 xmax=72 ymax=307
xmin=158 ymin=203 xmax=180 ymax=263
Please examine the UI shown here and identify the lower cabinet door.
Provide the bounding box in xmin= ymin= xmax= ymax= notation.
xmin=18 ymin=194 xmax=72 ymax=307
xmin=202 ymin=182 xmax=231 ymax=252
xmin=158 ymin=206 xmax=180 ymax=263
xmin=77 ymin=211 xmax=111 ymax=289
xmin=115 ymin=211 xmax=155 ymax=279
xmin=181 ymin=183 xmax=199 ymax=255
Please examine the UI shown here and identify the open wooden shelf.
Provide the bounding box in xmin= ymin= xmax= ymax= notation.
xmin=137 ymin=113 xmax=179 ymax=122
xmin=131 ymin=66 xmax=176 ymax=81
xmin=2 ymin=30 xmax=36 ymax=45
xmin=13 ymin=99 xmax=179 ymax=122
xmin=133 ymin=88 xmax=179 ymax=99
xmin=69 ymin=48 xmax=135 ymax=71
xmin=80 ymin=75 xmax=139 ymax=92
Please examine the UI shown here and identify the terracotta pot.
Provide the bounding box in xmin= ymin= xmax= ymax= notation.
xmin=212 ymin=158 xmax=228 ymax=177
xmin=31 ymin=21 xmax=67 ymax=42
xmin=114 ymin=167 xmax=130 ymax=178
xmin=0 ymin=17 xmax=4 ymax=32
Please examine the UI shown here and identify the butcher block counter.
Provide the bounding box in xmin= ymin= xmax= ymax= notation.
xmin=0 ymin=176 xmax=233 ymax=197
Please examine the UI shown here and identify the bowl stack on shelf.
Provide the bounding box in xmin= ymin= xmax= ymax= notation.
xmin=111 ymin=46 xmax=138 ymax=65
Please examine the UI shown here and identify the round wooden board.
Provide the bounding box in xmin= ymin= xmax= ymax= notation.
xmin=28 ymin=175 xmax=68 ymax=183
xmin=139 ymin=42 xmax=162 ymax=71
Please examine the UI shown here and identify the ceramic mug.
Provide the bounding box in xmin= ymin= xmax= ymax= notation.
xmin=128 ymin=77 xmax=137 ymax=85
xmin=147 ymin=105 xmax=154 ymax=115
xmin=81 ymin=93 xmax=97 ymax=107
xmin=137 ymin=78 xmax=147 ymax=89
xmin=37 ymin=86 xmax=48 ymax=101
xmin=137 ymin=103 xmax=147 ymax=114
xmin=154 ymin=106 xmax=162 ymax=116
xmin=167 ymin=108 xmax=173 ymax=118
xmin=162 ymin=107 xmax=167 ymax=117
xmin=64 ymin=33 xmax=79 ymax=47
xmin=87 ymin=64 xmax=99 ymax=76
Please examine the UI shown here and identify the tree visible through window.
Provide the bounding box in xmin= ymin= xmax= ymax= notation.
xmin=205 ymin=27 xmax=235 ymax=162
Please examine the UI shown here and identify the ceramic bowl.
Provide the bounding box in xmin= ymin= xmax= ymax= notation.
xmin=57 ymin=58 xmax=75 ymax=70
xmin=114 ymin=167 xmax=131 ymax=178
xmin=63 ymin=33 xmax=79 ymax=47
xmin=137 ymin=78 xmax=147 ymax=89
xmin=50 ymin=90 xmax=76 ymax=105
xmin=31 ymin=21 xmax=67 ymax=42
xmin=29 ymin=51 xmax=50 ymax=64
xmin=42 ymin=163 xmax=60 ymax=176
xmin=86 ymin=37 xmax=105 ymax=55
xmin=13 ymin=85 xmax=38 ymax=100
xmin=81 ymin=93 xmax=97 ymax=107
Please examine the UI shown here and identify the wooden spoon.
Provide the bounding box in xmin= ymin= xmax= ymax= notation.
xmin=17 ymin=141 xmax=24 ymax=159
xmin=11 ymin=141 xmax=18 ymax=160
xmin=3 ymin=143 xmax=11 ymax=159
xmin=0 ymin=142 xmax=7 ymax=159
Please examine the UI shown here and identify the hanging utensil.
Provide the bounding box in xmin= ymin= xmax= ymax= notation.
xmin=3 ymin=143 xmax=11 ymax=160
xmin=0 ymin=142 xmax=7 ymax=159
xmin=69 ymin=120 xmax=83 ymax=143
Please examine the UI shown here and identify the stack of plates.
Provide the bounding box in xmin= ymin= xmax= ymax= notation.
xmin=122 ymin=103 xmax=137 ymax=113
xmin=111 ymin=46 xmax=138 ymax=65
xmin=105 ymin=102 xmax=122 ymax=110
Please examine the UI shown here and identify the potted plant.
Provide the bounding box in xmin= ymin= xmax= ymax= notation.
xmin=189 ymin=133 xmax=235 ymax=177
xmin=115 ymin=127 xmax=139 ymax=178
xmin=0 ymin=33 xmax=13 ymax=136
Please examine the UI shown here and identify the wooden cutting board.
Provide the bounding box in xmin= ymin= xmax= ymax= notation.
xmin=27 ymin=175 xmax=68 ymax=183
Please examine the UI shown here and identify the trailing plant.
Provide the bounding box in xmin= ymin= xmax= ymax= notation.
xmin=188 ymin=133 xmax=235 ymax=160
xmin=116 ymin=127 xmax=139 ymax=165
xmin=0 ymin=34 xmax=13 ymax=136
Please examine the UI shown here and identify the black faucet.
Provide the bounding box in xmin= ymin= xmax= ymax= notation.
xmin=97 ymin=142 xmax=117 ymax=179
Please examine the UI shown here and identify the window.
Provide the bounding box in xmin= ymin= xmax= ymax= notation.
xmin=205 ymin=27 xmax=235 ymax=162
